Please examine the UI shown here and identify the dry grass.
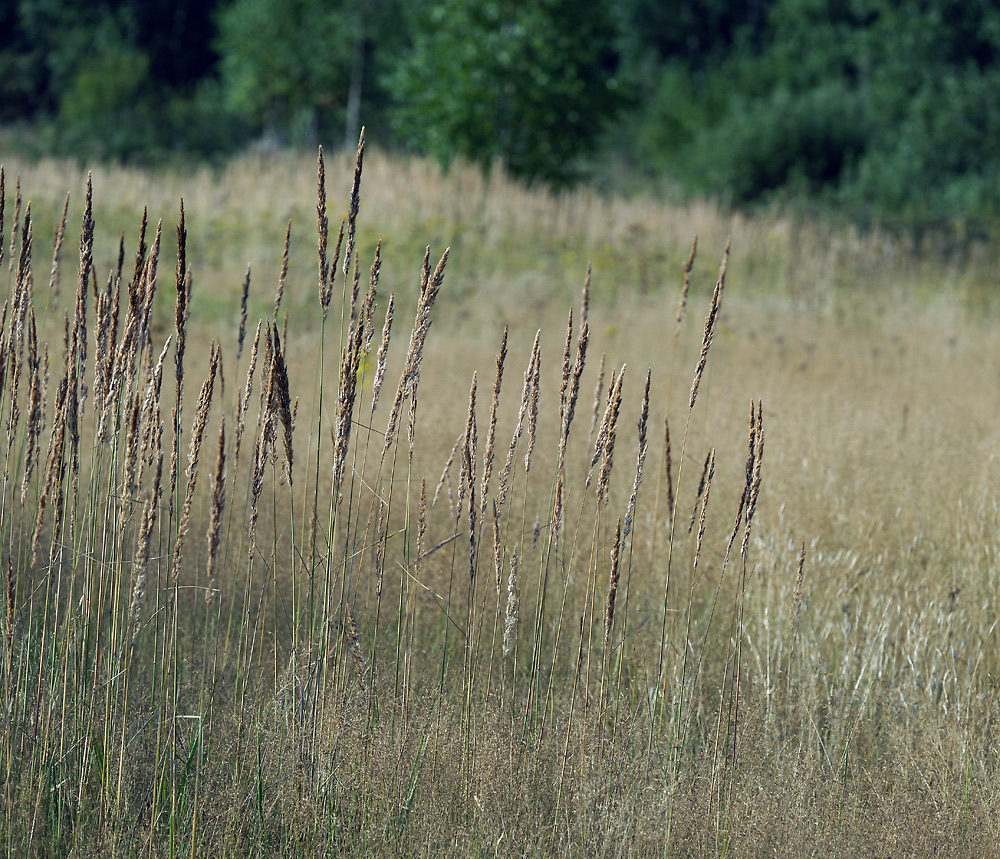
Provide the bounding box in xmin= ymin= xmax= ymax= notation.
xmin=1 ymin=146 xmax=1000 ymax=858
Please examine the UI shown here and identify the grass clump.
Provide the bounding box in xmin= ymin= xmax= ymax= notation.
xmin=2 ymin=143 xmax=1000 ymax=858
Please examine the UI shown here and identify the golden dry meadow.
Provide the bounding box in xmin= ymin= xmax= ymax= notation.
xmin=2 ymin=140 xmax=1000 ymax=858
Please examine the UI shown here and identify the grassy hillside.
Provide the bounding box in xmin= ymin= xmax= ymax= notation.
xmin=2 ymin=144 xmax=1000 ymax=857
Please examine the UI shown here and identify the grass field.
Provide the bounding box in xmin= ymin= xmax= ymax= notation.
xmin=2 ymin=140 xmax=1000 ymax=858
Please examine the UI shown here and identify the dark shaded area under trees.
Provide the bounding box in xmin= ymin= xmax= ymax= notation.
xmin=2 ymin=0 xmax=999 ymax=231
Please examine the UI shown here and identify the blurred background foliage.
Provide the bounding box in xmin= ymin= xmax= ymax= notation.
xmin=2 ymin=0 xmax=999 ymax=232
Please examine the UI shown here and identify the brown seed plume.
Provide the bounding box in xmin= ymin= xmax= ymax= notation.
xmin=790 ymin=543 xmax=807 ymax=659
xmin=559 ymin=307 xmax=573 ymax=423
xmin=689 ymin=239 xmax=729 ymax=412
xmin=5 ymin=554 xmax=14 ymax=647
xmin=31 ymin=375 xmax=68 ymax=564
xmin=0 ymin=167 xmax=5 ymax=270
xmin=416 ymin=479 xmax=427 ymax=580
xmin=49 ymin=193 xmax=69 ymax=296
xmin=432 ymin=433 xmax=462 ymax=511
xmin=269 ymin=322 xmax=294 ymax=485
xmin=462 ymin=373 xmax=478 ymax=579
xmin=370 ymin=293 xmax=394 ymax=413
xmin=503 ymin=546 xmax=519 ymax=658
xmin=496 ymin=330 xmax=540 ymax=510
xmin=174 ymin=343 xmax=221 ymax=568
xmin=590 ymin=352 xmax=605 ymax=441
xmin=205 ymin=417 xmax=226 ymax=607
xmin=332 ymin=242 xmax=380 ymax=493
xmin=381 ymin=247 xmax=449 ymax=456
xmin=740 ymin=400 xmax=764 ymax=559
xmin=234 ymin=320 xmax=262 ymax=467
xmin=492 ymin=498 xmax=503 ymax=599
xmin=8 ymin=176 xmax=20 ymax=273
xmin=316 ymin=146 xmax=329 ymax=310
xmin=129 ymin=440 xmax=163 ymax=645
xmin=596 ymin=367 xmax=625 ymax=504
xmin=558 ymin=319 xmax=589 ymax=465
xmin=524 ymin=333 xmax=541 ymax=474
xmin=237 ymin=263 xmax=251 ymax=360
xmin=605 ymin=518 xmax=623 ymax=648
xmin=623 ymin=369 xmax=651 ymax=538
xmin=343 ymin=127 xmax=365 ymax=280
xmin=676 ymin=237 xmax=697 ymax=336
xmin=664 ymin=415 xmax=674 ymax=519
xmin=688 ymin=448 xmax=713 ymax=533
xmin=480 ymin=326 xmax=507 ymax=522
xmin=691 ymin=448 xmax=715 ymax=587
xmin=273 ymin=219 xmax=291 ymax=318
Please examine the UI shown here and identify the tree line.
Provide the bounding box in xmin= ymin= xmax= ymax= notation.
xmin=3 ymin=0 xmax=999 ymax=229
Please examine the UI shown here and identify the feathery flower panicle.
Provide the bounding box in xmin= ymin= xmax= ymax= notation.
xmin=332 ymin=243 xmax=379 ymax=493
xmin=605 ymin=519 xmax=623 ymax=648
xmin=273 ymin=219 xmax=290 ymax=318
xmin=415 ymin=479 xmax=426 ymax=581
xmin=374 ymin=502 xmax=387 ymax=597
xmin=5 ymin=555 xmax=14 ymax=646
xmin=234 ymin=320 xmax=262 ymax=466
xmin=790 ymin=544 xmax=807 ymax=658
xmin=524 ymin=332 xmax=540 ymax=474
xmin=676 ymin=237 xmax=697 ymax=336
xmin=492 ymin=498 xmax=503 ymax=599
xmin=48 ymin=193 xmax=69 ymax=296
xmin=559 ymin=307 xmax=573 ymax=424
xmin=370 ymin=293 xmax=393 ymax=413
xmin=664 ymin=415 xmax=674 ymax=518
xmin=589 ymin=366 xmax=625 ymax=490
xmin=268 ymin=322 xmax=294 ymax=485
xmin=464 ymin=373 xmax=478 ymax=579
xmin=381 ymin=247 xmax=449 ymax=457
xmin=31 ymin=375 xmax=68 ymax=563
xmin=0 ymin=167 xmax=5 ymax=270
xmin=740 ymin=400 xmax=764 ymax=558
xmin=589 ymin=352 xmax=605 ymax=441
xmin=558 ymin=320 xmax=589 ymax=464
xmin=690 ymin=449 xmax=715 ymax=587
xmin=205 ymin=417 xmax=226 ymax=607
xmin=237 ymin=263 xmax=251 ymax=360
xmin=362 ymin=241 xmax=382 ymax=352
xmin=115 ymin=232 xmax=125 ymax=285
xmin=688 ymin=448 xmax=713 ymax=533
xmin=480 ymin=326 xmax=507 ymax=522
xmin=129 ymin=438 xmax=163 ymax=646
xmin=8 ymin=177 xmax=20 ymax=274
xmin=689 ymin=238 xmax=729 ymax=412
xmin=20 ymin=321 xmax=44 ymax=505
xmin=174 ymin=343 xmax=221 ymax=568
xmin=623 ymin=369 xmax=651 ymax=538
xmin=138 ymin=220 xmax=162 ymax=353
xmin=343 ymin=127 xmax=365 ymax=280
xmin=78 ymin=174 xmax=94 ymax=302
xmin=496 ymin=330 xmax=539 ymax=510
xmin=596 ymin=366 xmax=626 ymax=504
xmin=503 ymin=546 xmax=520 ymax=658
xmin=139 ymin=337 xmax=171 ymax=469
xmin=316 ymin=147 xmax=329 ymax=309
xmin=175 ymin=199 xmax=187 ymax=313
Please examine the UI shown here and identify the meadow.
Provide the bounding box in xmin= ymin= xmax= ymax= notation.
xmin=2 ymin=139 xmax=1000 ymax=858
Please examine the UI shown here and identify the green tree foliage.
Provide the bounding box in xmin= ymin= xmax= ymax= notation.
xmin=3 ymin=0 xmax=1000 ymax=228
xmin=388 ymin=0 xmax=623 ymax=185
xmin=216 ymin=0 xmax=404 ymax=147
xmin=4 ymin=0 xmax=241 ymax=159
xmin=217 ymin=0 xmax=353 ymax=143
xmin=631 ymin=0 xmax=1000 ymax=227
